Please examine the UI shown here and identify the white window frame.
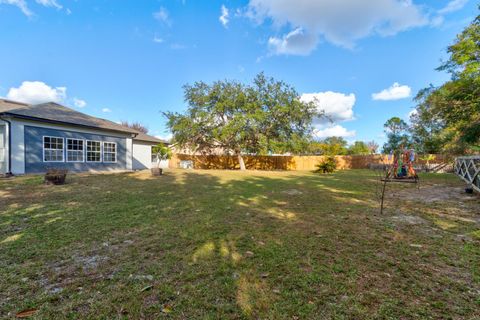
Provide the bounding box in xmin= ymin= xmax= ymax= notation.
xmin=103 ymin=142 xmax=117 ymax=163
xmin=43 ymin=136 xmax=64 ymax=163
xmin=66 ymin=138 xmax=85 ymax=163
xmin=86 ymin=140 xmax=102 ymax=163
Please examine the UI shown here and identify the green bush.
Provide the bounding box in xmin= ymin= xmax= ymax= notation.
xmin=315 ymin=156 xmax=337 ymax=173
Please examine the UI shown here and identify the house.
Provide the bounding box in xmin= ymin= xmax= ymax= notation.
xmin=0 ymin=99 xmax=168 ymax=175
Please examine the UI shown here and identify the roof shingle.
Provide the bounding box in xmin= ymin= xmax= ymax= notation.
xmin=0 ymin=99 xmax=170 ymax=144
xmin=1 ymin=99 xmax=137 ymax=134
xmin=134 ymin=132 xmax=167 ymax=144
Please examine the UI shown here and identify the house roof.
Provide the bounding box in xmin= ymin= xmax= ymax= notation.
xmin=134 ymin=132 xmax=167 ymax=144
xmin=0 ymin=99 xmax=171 ymax=144
xmin=0 ymin=99 xmax=138 ymax=134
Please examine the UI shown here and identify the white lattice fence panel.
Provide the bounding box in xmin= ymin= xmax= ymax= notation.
xmin=455 ymin=156 xmax=480 ymax=192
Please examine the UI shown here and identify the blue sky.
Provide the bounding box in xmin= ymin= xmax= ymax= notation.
xmin=0 ymin=0 xmax=477 ymax=144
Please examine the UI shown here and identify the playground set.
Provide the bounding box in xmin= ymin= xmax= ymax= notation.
xmin=377 ymin=146 xmax=419 ymax=214
xmin=383 ymin=148 xmax=419 ymax=183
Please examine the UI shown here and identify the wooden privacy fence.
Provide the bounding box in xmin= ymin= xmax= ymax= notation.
xmin=170 ymin=154 xmax=452 ymax=171
xmin=455 ymin=156 xmax=480 ymax=192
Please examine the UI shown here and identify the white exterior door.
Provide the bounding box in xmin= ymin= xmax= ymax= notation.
xmin=0 ymin=126 xmax=5 ymax=174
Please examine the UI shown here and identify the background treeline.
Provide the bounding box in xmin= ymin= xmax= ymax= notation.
xmin=307 ymin=138 xmax=378 ymax=156
xmin=386 ymin=8 xmax=479 ymax=155
xmin=314 ymin=9 xmax=479 ymax=157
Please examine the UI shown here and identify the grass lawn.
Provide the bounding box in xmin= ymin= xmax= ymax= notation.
xmin=1 ymin=169 xmax=479 ymax=319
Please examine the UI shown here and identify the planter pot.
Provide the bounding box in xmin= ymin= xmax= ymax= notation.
xmin=151 ymin=168 xmax=163 ymax=176
xmin=45 ymin=169 xmax=68 ymax=185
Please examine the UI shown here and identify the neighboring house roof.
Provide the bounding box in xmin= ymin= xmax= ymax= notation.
xmin=133 ymin=132 xmax=168 ymax=144
xmin=0 ymin=99 xmax=137 ymax=134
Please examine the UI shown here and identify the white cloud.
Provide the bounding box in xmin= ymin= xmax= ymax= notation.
xmin=408 ymin=109 xmax=418 ymax=118
xmin=247 ymin=0 xmax=430 ymax=53
xmin=153 ymin=35 xmax=164 ymax=43
xmin=301 ymin=91 xmax=357 ymax=139
xmin=0 ymin=0 xmax=32 ymax=16
xmin=1 ymin=0 xmax=64 ymax=16
xmin=313 ymin=124 xmax=356 ymax=139
xmin=268 ymin=28 xmax=318 ymax=56
xmin=35 ymin=0 xmax=61 ymax=9
xmin=153 ymin=7 xmax=171 ymax=26
xmin=438 ymin=0 xmax=468 ymax=14
xmin=170 ymin=43 xmax=187 ymax=50
xmin=155 ymin=133 xmax=173 ymax=142
xmin=219 ymin=5 xmax=229 ymax=28
xmin=73 ymin=98 xmax=86 ymax=108
xmin=102 ymin=108 xmax=112 ymax=113
xmin=430 ymin=15 xmax=445 ymax=27
xmin=372 ymin=82 xmax=411 ymax=100
xmin=377 ymin=132 xmax=387 ymax=139
xmin=301 ymin=91 xmax=355 ymax=123
xmin=7 ymin=81 xmax=66 ymax=104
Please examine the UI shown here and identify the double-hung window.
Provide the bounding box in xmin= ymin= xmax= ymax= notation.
xmin=43 ymin=136 xmax=64 ymax=162
xmin=86 ymin=140 xmax=102 ymax=162
xmin=103 ymin=142 xmax=117 ymax=163
xmin=66 ymin=138 xmax=84 ymax=162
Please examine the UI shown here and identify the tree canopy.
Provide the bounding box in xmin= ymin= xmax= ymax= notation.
xmin=307 ymin=137 xmax=348 ymax=156
xmin=411 ymin=9 xmax=480 ymax=154
xmin=308 ymin=138 xmax=375 ymax=155
xmin=367 ymin=140 xmax=379 ymax=154
xmin=382 ymin=117 xmax=410 ymax=153
xmin=152 ymin=144 xmax=172 ymax=168
xmin=120 ymin=121 xmax=149 ymax=134
xmin=347 ymin=141 xmax=370 ymax=155
xmin=164 ymin=73 xmax=319 ymax=169
xmin=322 ymin=137 xmax=348 ymax=155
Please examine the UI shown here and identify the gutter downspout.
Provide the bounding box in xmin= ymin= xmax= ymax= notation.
xmin=0 ymin=115 xmax=12 ymax=175
xmin=131 ymin=133 xmax=138 ymax=171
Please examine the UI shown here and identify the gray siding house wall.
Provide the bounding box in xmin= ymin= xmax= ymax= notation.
xmin=24 ymin=126 xmax=128 ymax=173
xmin=0 ymin=99 xmax=166 ymax=175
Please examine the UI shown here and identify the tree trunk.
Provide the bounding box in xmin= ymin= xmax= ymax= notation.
xmin=237 ymin=153 xmax=246 ymax=171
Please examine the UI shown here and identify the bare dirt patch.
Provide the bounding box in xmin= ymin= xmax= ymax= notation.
xmin=282 ymin=189 xmax=303 ymax=196
xmin=74 ymin=255 xmax=109 ymax=271
xmin=390 ymin=213 xmax=428 ymax=225
xmin=394 ymin=183 xmax=478 ymax=204
xmin=386 ymin=182 xmax=480 ymax=226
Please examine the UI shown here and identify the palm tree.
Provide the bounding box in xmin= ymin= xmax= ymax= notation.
xmin=151 ymin=144 xmax=172 ymax=175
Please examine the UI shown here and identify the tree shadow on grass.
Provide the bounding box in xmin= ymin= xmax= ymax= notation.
xmin=0 ymin=170 xmax=479 ymax=319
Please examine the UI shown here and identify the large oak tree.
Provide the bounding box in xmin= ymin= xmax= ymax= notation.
xmin=164 ymin=73 xmax=319 ymax=170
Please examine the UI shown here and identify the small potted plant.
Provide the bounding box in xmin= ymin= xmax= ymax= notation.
xmin=45 ymin=168 xmax=68 ymax=185
xmin=151 ymin=144 xmax=172 ymax=176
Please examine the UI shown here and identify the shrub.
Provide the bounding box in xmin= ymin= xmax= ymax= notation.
xmin=315 ymin=156 xmax=337 ymax=173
